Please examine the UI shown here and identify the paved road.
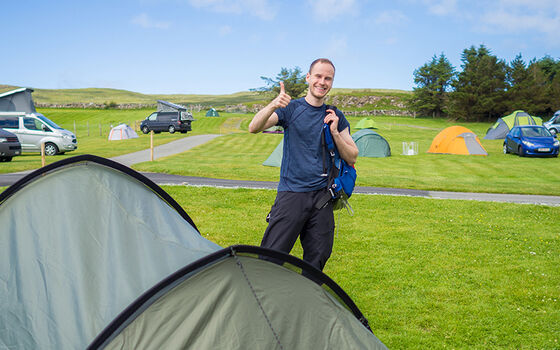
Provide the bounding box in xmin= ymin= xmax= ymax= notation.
xmin=1 ymin=134 xmax=559 ymax=206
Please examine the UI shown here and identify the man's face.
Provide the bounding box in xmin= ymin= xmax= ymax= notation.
xmin=306 ymin=62 xmax=335 ymax=100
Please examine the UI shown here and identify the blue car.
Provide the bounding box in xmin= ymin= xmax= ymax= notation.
xmin=503 ymin=125 xmax=559 ymax=157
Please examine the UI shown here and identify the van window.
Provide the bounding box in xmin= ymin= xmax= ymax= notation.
xmin=157 ymin=112 xmax=176 ymax=121
xmin=148 ymin=113 xmax=157 ymax=121
xmin=24 ymin=118 xmax=50 ymax=132
xmin=36 ymin=114 xmax=63 ymax=130
xmin=0 ymin=116 xmax=19 ymax=128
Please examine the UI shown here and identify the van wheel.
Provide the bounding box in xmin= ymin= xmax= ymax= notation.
xmin=44 ymin=142 xmax=59 ymax=156
xmin=142 ymin=126 xmax=150 ymax=134
xmin=503 ymin=143 xmax=508 ymax=154
xmin=168 ymin=125 xmax=176 ymax=133
xmin=0 ymin=157 xmax=12 ymax=162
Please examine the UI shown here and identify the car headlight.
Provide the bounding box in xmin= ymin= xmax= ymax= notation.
xmin=63 ymin=134 xmax=73 ymax=140
xmin=554 ymin=140 xmax=560 ymax=147
xmin=0 ymin=137 xmax=7 ymax=143
xmin=522 ymin=140 xmax=536 ymax=147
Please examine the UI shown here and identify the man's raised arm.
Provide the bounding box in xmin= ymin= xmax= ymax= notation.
xmin=249 ymin=82 xmax=291 ymax=133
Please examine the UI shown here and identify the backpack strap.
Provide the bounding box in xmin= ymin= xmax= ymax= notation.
xmin=316 ymin=122 xmax=341 ymax=209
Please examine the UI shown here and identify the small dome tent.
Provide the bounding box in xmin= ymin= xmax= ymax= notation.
xmin=206 ymin=108 xmax=220 ymax=117
xmin=263 ymin=138 xmax=283 ymax=167
xmin=352 ymin=129 xmax=391 ymax=157
xmin=428 ymin=126 xmax=487 ymax=155
xmin=0 ymin=155 xmax=387 ymax=349
xmin=484 ymin=110 xmax=543 ymax=139
xmin=108 ymin=123 xmax=139 ymax=140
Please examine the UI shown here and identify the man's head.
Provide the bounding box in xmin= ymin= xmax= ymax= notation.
xmin=306 ymin=58 xmax=335 ymax=101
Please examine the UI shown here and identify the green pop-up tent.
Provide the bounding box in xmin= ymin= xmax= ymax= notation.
xmin=352 ymin=129 xmax=391 ymax=157
xmin=0 ymin=155 xmax=387 ymax=350
xmin=354 ymin=117 xmax=378 ymax=130
xmin=484 ymin=110 xmax=543 ymax=139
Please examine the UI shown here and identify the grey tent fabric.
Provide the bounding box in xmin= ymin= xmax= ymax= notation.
xmin=92 ymin=246 xmax=387 ymax=350
xmin=460 ymin=133 xmax=488 ymax=155
xmin=0 ymin=88 xmax=37 ymax=113
xmin=483 ymin=119 xmax=509 ymax=140
xmin=0 ymin=156 xmax=221 ymax=349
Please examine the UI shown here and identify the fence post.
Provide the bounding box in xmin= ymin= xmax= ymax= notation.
xmin=99 ymin=123 xmax=102 ymax=136
xmin=87 ymin=121 xmax=90 ymax=136
xmin=41 ymin=143 xmax=46 ymax=167
xmin=74 ymin=121 xmax=76 ymax=135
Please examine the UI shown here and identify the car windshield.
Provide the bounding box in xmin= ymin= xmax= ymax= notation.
xmin=36 ymin=114 xmax=63 ymax=130
xmin=521 ymin=127 xmax=551 ymax=137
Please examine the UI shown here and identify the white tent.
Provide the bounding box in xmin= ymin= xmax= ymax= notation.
xmin=108 ymin=124 xmax=138 ymax=140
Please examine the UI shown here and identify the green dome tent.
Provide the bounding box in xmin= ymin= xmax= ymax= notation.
xmin=484 ymin=110 xmax=543 ymax=139
xmin=352 ymin=129 xmax=391 ymax=157
xmin=355 ymin=117 xmax=378 ymax=130
xmin=263 ymin=138 xmax=283 ymax=167
xmin=0 ymin=155 xmax=387 ymax=349
xmin=206 ymin=108 xmax=220 ymax=117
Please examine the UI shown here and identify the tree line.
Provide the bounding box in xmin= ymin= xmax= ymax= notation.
xmin=409 ymin=45 xmax=560 ymax=122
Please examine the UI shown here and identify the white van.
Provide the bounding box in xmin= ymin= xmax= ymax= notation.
xmin=0 ymin=112 xmax=77 ymax=155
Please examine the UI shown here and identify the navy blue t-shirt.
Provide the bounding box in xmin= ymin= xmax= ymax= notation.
xmin=275 ymin=97 xmax=350 ymax=192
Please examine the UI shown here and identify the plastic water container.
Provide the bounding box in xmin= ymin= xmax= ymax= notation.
xmin=402 ymin=142 xmax=418 ymax=155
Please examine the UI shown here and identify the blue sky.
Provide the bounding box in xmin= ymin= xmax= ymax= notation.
xmin=2 ymin=0 xmax=559 ymax=95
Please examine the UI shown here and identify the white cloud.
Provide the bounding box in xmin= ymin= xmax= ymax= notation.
xmin=323 ymin=36 xmax=348 ymax=59
xmin=374 ymin=10 xmax=408 ymax=25
xmin=307 ymin=0 xmax=358 ymax=22
xmin=131 ymin=13 xmax=171 ymax=29
xmin=188 ymin=0 xmax=277 ymax=20
xmin=219 ymin=25 xmax=232 ymax=35
xmin=423 ymin=0 xmax=457 ymax=16
xmin=476 ymin=1 xmax=560 ymax=43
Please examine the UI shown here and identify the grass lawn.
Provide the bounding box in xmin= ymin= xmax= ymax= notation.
xmin=165 ymin=186 xmax=560 ymax=349
xmin=1 ymin=107 xmax=559 ymax=348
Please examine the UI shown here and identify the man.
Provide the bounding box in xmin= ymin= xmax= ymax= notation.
xmin=249 ymin=58 xmax=358 ymax=271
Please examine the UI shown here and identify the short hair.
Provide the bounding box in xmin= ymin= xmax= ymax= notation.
xmin=309 ymin=58 xmax=335 ymax=74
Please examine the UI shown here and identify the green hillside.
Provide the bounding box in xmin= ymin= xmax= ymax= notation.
xmin=0 ymin=85 xmax=411 ymax=111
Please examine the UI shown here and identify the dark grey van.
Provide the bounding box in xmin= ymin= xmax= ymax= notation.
xmin=140 ymin=111 xmax=193 ymax=134
xmin=0 ymin=128 xmax=21 ymax=162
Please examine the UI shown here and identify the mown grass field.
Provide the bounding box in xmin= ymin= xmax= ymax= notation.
xmin=1 ymin=107 xmax=559 ymax=349
xmin=2 ymin=108 xmax=558 ymax=196
xmin=166 ymin=186 xmax=559 ymax=349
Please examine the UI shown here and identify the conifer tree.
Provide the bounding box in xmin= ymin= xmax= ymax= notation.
xmin=408 ymin=53 xmax=455 ymax=117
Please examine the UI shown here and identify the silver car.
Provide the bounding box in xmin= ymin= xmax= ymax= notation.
xmin=544 ymin=110 xmax=560 ymax=135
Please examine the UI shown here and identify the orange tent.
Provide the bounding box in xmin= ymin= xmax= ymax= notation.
xmin=428 ymin=126 xmax=487 ymax=155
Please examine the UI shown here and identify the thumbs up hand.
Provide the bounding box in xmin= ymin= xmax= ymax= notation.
xmin=272 ymin=81 xmax=291 ymax=109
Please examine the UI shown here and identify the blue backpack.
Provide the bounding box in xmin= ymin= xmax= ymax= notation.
xmin=316 ymin=110 xmax=357 ymax=214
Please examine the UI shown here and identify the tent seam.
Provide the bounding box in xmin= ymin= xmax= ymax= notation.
xmin=232 ymin=252 xmax=284 ymax=350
